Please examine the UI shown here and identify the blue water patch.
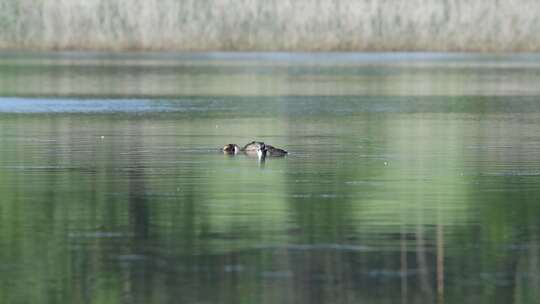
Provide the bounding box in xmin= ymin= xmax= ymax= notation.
xmin=0 ymin=97 xmax=203 ymax=113
xmin=1 ymin=96 xmax=540 ymax=115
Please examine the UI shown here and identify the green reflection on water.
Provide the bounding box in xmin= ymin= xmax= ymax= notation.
xmin=2 ymin=52 xmax=540 ymax=97
xmin=1 ymin=54 xmax=540 ymax=304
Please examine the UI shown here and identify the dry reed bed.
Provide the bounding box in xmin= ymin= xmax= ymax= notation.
xmin=0 ymin=0 xmax=538 ymax=51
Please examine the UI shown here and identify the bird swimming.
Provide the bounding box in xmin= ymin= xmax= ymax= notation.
xmin=222 ymin=141 xmax=287 ymax=159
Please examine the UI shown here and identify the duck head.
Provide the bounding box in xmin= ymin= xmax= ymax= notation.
xmin=223 ymin=144 xmax=240 ymax=154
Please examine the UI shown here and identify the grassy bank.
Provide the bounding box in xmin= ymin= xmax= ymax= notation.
xmin=1 ymin=0 xmax=539 ymax=52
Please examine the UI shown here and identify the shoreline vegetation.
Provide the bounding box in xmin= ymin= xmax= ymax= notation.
xmin=1 ymin=0 xmax=539 ymax=52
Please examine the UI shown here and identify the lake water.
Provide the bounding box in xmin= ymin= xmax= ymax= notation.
xmin=1 ymin=52 xmax=540 ymax=304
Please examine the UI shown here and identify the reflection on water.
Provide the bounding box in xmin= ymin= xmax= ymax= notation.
xmin=2 ymin=52 xmax=540 ymax=97
xmin=1 ymin=53 xmax=540 ymax=304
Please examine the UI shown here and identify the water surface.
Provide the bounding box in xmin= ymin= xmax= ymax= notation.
xmin=1 ymin=53 xmax=539 ymax=304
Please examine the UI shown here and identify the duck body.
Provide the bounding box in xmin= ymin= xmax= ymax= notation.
xmin=242 ymin=141 xmax=265 ymax=152
xmin=242 ymin=141 xmax=267 ymax=159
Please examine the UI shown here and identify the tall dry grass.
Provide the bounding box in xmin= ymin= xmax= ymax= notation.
xmin=0 ymin=0 xmax=538 ymax=51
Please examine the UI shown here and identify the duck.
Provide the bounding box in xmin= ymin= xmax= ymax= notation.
xmin=222 ymin=141 xmax=288 ymax=158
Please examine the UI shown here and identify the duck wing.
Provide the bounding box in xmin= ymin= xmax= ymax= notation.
xmin=266 ymin=145 xmax=288 ymax=156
